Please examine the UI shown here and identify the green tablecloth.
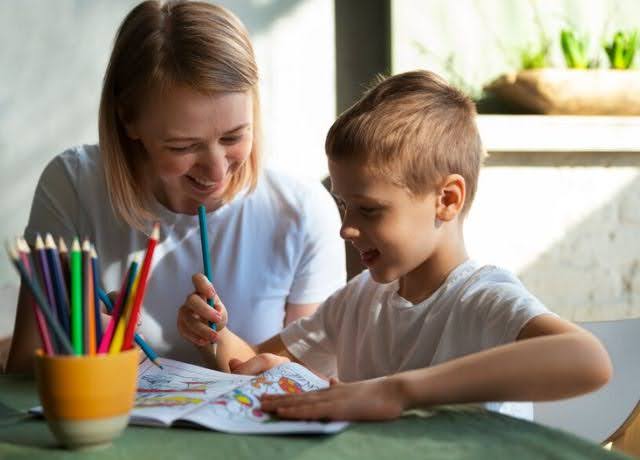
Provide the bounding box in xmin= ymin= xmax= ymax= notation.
xmin=0 ymin=375 xmax=627 ymax=459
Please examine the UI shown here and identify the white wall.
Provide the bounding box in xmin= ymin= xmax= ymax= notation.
xmin=0 ymin=0 xmax=335 ymax=337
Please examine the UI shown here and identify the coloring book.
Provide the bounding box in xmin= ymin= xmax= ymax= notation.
xmin=130 ymin=358 xmax=348 ymax=434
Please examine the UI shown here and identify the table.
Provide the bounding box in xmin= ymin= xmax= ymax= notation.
xmin=0 ymin=375 xmax=628 ymax=459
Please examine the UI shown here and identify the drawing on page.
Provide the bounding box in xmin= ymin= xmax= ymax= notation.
xmin=204 ymin=365 xmax=320 ymax=423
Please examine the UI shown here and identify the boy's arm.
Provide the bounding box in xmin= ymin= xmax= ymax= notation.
xmin=395 ymin=315 xmax=611 ymax=407
xmin=209 ymin=328 xmax=298 ymax=373
xmin=260 ymin=316 xmax=612 ymax=421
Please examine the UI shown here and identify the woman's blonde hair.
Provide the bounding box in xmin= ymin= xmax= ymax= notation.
xmin=99 ymin=0 xmax=261 ymax=230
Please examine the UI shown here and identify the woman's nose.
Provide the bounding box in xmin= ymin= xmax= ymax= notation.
xmin=198 ymin=144 xmax=229 ymax=182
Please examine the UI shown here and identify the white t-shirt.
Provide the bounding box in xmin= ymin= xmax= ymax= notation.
xmin=281 ymin=259 xmax=553 ymax=419
xmin=25 ymin=145 xmax=346 ymax=364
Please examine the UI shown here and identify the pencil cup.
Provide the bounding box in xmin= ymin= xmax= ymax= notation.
xmin=34 ymin=349 xmax=138 ymax=449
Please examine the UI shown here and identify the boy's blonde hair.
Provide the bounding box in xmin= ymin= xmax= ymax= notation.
xmin=99 ymin=0 xmax=261 ymax=231
xmin=326 ymin=70 xmax=484 ymax=214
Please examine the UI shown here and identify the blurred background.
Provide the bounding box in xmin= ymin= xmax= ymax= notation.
xmin=2 ymin=0 xmax=640 ymax=358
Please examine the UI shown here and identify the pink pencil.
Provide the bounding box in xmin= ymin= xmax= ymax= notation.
xmin=17 ymin=237 xmax=54 ymax=355
xmin=97 ymin=260 xmax=137 ymax=353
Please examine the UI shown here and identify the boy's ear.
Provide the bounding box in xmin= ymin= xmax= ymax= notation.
xmin=435 ymin=174 xmax=466 ymax=222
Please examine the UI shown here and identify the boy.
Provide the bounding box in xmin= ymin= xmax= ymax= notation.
xmin=178 ymin=70 xmax=612 ymax=422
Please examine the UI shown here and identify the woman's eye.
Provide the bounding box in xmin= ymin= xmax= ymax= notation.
xmin=220 ymin=135 xmax=242 ymax=144
xmin=168 ymin=145 xmax=195 ymax=153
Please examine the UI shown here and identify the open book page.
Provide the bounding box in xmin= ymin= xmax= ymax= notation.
xmin=131 ymin=358 xmax=251 ymax=427
xmin=180 ymin=362 xmax=348 ymax=434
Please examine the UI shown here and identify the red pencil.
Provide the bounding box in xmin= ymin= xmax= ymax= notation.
xmin=17 ymin=237 xmax=54 ymax=355
xmin=122 ymin=223 xmax=159 ymax=350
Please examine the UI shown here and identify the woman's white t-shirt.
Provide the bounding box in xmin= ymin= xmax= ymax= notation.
xmin=25 ymin=145 xmax=346 ymax=364
xmin=281 ymin=260 xmax=553 ymax=419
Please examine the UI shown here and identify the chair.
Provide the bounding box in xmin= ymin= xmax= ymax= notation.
xmin=534 ymin=318 xmax=640 ymax=455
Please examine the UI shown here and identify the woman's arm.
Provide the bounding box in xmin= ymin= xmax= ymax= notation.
xmin=260 ymin=316 xmax=612 ymax=421
xmin=6 ymin=284 xmax=40 ymax=374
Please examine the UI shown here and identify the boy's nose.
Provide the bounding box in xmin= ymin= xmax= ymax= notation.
xmin=339 ymin=222 xmax=359 ymax=241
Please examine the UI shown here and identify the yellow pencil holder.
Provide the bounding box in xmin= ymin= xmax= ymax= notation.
xmin=34 ymin=349 xmax=139 ymax=449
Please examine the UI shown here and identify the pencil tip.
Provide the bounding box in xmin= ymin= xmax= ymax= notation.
xmin=151 ymin=222 xmax=160 ymax=240
xmin=58 ymin=237 xmax=68 ymax=252
xmin=82 ymin=239 xmax=91 ymax=251
xmin=5 ymin=240 xmax=18 ymax=260
xmin=90 ymin=245 xmax=98 ymax=258
xmin=35 ymin=234 xmax=44 ymax=248
xmin=44 ymin=233 xmax=56 ymax=248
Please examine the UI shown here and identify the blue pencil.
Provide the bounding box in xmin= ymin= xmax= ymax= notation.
xmin=197 ymin=205 xmax=217 ymax=331
xmin=97 ymin=288 xmax=163 ymax=369
xmin=44 ymin=234 xmax=71 ymax=337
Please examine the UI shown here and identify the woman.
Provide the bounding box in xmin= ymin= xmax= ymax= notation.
xmin=7 ymin=0 xmax=344 ymax=372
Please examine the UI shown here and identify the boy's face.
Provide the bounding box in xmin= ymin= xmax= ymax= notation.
xmin=329 ymin=159 xmax=442 ymax=284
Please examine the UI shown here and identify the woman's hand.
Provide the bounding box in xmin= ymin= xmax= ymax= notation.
xmin=259 ymin=377 xmax=407 ymax=422
xmin=177 ymin=273 xmax=228 ymax=346
xmin=228 ymin=353 xmax=290 ymax=375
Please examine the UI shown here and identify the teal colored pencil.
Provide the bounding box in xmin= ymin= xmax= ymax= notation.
xmin=197 ymin=205 xmax=216 ymax=331
xmin=70 ymin=238 xmax=83 ymax=355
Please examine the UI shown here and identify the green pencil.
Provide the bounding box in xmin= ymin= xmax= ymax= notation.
xmin=70 ymin=238 xmax=83 ymax=355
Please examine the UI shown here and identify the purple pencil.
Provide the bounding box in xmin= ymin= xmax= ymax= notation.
xmin=34 ymin=234 xmax=61 ymax=353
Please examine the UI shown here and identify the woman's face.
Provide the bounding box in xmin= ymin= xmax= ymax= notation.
xmin=124 ymin=84 xmax=254 ymax=214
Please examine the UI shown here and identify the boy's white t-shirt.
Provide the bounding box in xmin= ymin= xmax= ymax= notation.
xmin=25 ymin=145 xmax=346 ymax=364
xmin=281 ymin=259 xmax=553 ymax=420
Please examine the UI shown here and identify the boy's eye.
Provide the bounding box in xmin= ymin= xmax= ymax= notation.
xmin=359 ymin=206 xmax=379 ymax=216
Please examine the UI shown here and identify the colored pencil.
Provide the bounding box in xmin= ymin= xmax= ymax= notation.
xmin=7 ymin=242 xmax=73 ymax=355
xmin=70 ymin=238 xmax=83 ymax=355
xmin=16 ymin=238 xmax=54 ymax=355
xmin=44 ymin=234 xmax=71 ymax=337
xmin=98 ymin=260 xmax=137 ymax=353
xmin=110 ymin=269 xmax=139 ymax=354
xmin=82 ymin=239 xmax=96 ymax=355
xmin=58 ymin=237 xmax=70 ymax=294
xmin=122 ymin=223 xmax=159 ymax=350
xmin=91 ymin=246 xmax=103 ymax=346
xmin=34 ymin=234 xmax=61 ymax=353
xmin=97 ymin=288 xmax=162 ymax=369
xmin=197 ymin=205 xmax=217 ymax=331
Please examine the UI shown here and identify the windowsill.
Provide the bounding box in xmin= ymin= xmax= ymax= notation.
xmin=477 ymin=115 xmax=640 ymax=153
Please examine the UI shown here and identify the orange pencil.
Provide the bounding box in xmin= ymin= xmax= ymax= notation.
xmin=122 ymin=223 xmax=159 ymax=350
xmin=82 ymin=239 xmax=96 ymax=355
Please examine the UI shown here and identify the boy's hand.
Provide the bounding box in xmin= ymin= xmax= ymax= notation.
xmin=177 ymin=273 xmax=228 ymax=347
xmin=259 ymin=377 xmax=407 ymax=421
xmin=229 ymin=353 xmax=290 ymax=375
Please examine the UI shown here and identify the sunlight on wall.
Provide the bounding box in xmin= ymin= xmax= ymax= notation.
xmin=0 ymin=0 xmax=334 ymax=288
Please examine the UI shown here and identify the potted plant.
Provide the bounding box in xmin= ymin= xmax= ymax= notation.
xmin=485 ymin=28 xmax=640 ymax=115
